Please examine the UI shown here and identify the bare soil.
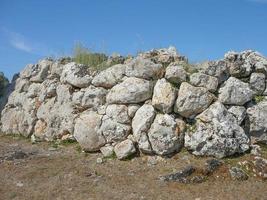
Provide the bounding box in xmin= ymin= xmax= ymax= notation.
xmin=0 ymin=135 xmax=266 ymax=200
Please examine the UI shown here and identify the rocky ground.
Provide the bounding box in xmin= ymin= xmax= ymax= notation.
xmin=1 ymin=135 xmax=266 ymax=200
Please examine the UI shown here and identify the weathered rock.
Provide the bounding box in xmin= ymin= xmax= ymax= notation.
xmin=80 ymin=86 xmax=107 ymax=109
xmin=61 ymin=62 xmax=92 ymax=88
xmin=148 ymin=114 xmax=183 ymax=155
xmin=152 ymin=78 xmax=177 ymax=113
xmin=189 ymin=72 xmax=218 ymax=92
xmin=246 ymin=101 xmax=267 ymax=144
xmin=225 ymin=51 xmax=253 ymax=78
xmin=74 ymin=111 xmax=105 ymax=152
xmin=127 ymin=104 xmax=140 ymax=118
xmin=99 ymin=116 xmax=131 ymax=143
xmin=228 ymin=106 xmax=246 ymax=125
xmin=125 ymin=57 xmax=163 ymax=80
xmin=185 ymin=102 xmax=250 ymax=158
xmin=26 ymin=83 xmax=42 ymax=98
xmin=198 ymin=60 xmax=229 ymax=83
xmin=114 ymin=139 xmax=136 ymax=160
xmin=165 ymin=64 xmax=187 ymax=84
xmin=132 ymin=104 xmax=156 ymax=153
xmin=139 ymin=47 xmax=187 ymax=66
xmin=106 ymin=77 xmax=154 ymax=104
xmin=100 ymin=145 xmax=114 ymax=157
xmin=253 ymin=157 xmax=267 ymax=179
xmin=249 ymin=73 xmax=266 ymax=95
xmin=29 ymin=59 xmax=52 ymax=83
xmin=20 ymin=64 xmax=38 ymax=79
xmin=159 ymin=165 xmax=196 ymax=183
xmin=1 ymin=106 xmax=37 ymax=137
xmin=204 ymin=159 xmax=223 ymax=175
xmin=92 ymin=64 xmax=126 ymax=88
xmin=219 ymin=77 xmax=254 ymax=105
xmin=174 ymin=82 xmax=214 ymax=118
xmin=106 ymin=104 xmax=130 ymax=124
xmin=35 ymin=101 xmax=76 ymax=140
xmin=229 ymin=167 xmax=248 ymax=181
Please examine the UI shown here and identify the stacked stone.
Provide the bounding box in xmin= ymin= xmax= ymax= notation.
xmin=1 ymin=48 xmax=267 ymax=159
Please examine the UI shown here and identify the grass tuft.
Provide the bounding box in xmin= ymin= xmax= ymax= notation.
xmin=73 ymin=42 xmax=109 ymax=70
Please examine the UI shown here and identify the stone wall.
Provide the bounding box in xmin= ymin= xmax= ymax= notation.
xmin=1 ymin=47 xmax=267 ymax=159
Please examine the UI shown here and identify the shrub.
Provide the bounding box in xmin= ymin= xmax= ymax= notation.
xmin=73 ymin=43 xmax=109 ymax=70
xmin=0 ymin=72 xmax=9 ymax=97
xmin=182 ymin=62 xmax=198 ymax=74
xmin=254 ymin=95 xmax=265 ymax=103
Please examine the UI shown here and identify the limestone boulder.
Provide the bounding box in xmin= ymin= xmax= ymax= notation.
xmin=114 ymin=139 xmax=136 ymax=160
xmin=148 ymin=114 xmax=183 ymax=155
xmin=228 ymin=106 xmax=246 ymax=125
xmin=218 ymin=77 xmax=254 ymax=105
xmin=132 ymin=104 xmax=156 ymax=153
xmin=99 ymin=116 xmax=131 ymax=143
xmin=246 ymin=101 xmax=267 ymax=144
xmin=185 ymin=102 xmax=250 ymax=158
xmin=29 ymin=59 xmax=52 ymax=83
xmin=80 ymin=86 xmax=107 ymax=109
xmin=249 ymin=73 xmax=266 ymax=95
xmin=165 ymin=64 xmax=187 ymax=84
xmin=189 ymin=72 xmax=218 ymax=92
xmin=106 ymin=77 xmax=154 ymax=104
xmin=152 ymin=78 xmax=177 ymax=113
xmin=106 ymin=104 xmax=130 ymax=124
xmin=198 ymin=60 xmax=229 ymax=83
xmin=74 ymin=111 xmax=105 ymax=152
xmin=224 ymin=51 xmax=253 ymax=78
xmin=174 ymin=82 xmax=214 ymax=118
xmin=92 ymin=64 xmax=126 ymax=88
xmin=125 ymin=57 xmax=163 ymax=80
xmin=60 ymin=62 xmax=92 ymax=88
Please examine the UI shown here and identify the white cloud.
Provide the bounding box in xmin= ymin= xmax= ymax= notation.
xmin=9 ymin=32 xmax=33 ymax=53
xmin=1 ymin=27 xmax=56 ymax=56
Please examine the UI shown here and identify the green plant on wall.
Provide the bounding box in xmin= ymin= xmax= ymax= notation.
xmin=73 ymin=42 xmax=108 ymax=70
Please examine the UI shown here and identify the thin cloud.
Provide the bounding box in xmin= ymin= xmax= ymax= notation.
xmin=9 ymin=32 xmax=33 ymax=53
xmin=1 ymin=27 xmax=56 ymax=56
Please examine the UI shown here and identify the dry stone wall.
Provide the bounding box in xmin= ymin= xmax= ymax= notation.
xmin=1 ymin=47 xmax=267 ymax=159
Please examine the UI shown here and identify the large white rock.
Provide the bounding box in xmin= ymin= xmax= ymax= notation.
xmin=246 ymin=101 xmax=267 ymax=144
xmin=80 ymin=86 xmax=107 ymax=109
xmin=148 ymin=114 xmax=183 ymax=155
xmin=125 ymin=57 xmax=163 ymax=80
xmin=165 ymin=64 xmax=187 ymax=84
xmin=174 ymin=82 xmax=214 ymax=118
xmin=189 ymin=72 xmax=218 ymax=92
xmin=99 ymin=116 xmax=131 ymax=143
xmin=249 ymin=73 xmax=266 ymax=95
xmin=92 ymin=64 xmax=126 ymax=88
xmin=114 ymin=139 xmax=136 ymax=160
xmin=228 ymin=106 xmax=246 ymax=125
xmin=29 ymin=59 xmax=52 ymax=83
xmin=74 ymin=111 xmax=106 ymax=152
xmin=106 ymin=77 xmax=154 ymax=104
xmin=219 ymin=77 xmax=254 ymax=105
xmin=132 ymin=104 xmax=156 ymax=153
xmin=106 ymin=104 xmax=130 ymax=124
xmin=60 ymin=62 xmax=92 ymax=88
xmin=152 ymin=78 xmax=177 ymax=113
xmin=198 ymin=60 xmax=229 ymax=83
xmin=185 ymin=102 xmax=250 ymax=158
xmin=225 ymin=51 xmax=253 ymax=78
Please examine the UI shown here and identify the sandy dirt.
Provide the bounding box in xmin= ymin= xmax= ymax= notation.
xmin=0 ymin=135 xmax=266 ymax=200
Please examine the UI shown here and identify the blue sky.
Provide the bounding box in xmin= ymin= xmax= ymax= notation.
xmin=0 ymin=0 xmax=267 ymax=80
